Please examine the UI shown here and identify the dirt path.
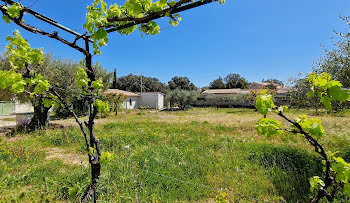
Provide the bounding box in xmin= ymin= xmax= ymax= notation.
xmin=0 ymin=115 xmax=16 ymax=134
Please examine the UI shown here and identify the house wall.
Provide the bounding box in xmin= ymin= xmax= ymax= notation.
xmin=157 ymin=94 xmax=164 ymax=109
xmin=123 ymin=96 xmax=140 ymax=110
xmin=0 ymin=102 xmax=34 ymax=116
xmin=0 ymin=102 xmax=15 ymax=116
xmin=15 ymin=102 xmax=34 ymax=114
xmin=140 ymin=93 xmax=164 ymax=109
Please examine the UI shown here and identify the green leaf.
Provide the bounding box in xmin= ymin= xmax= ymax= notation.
xmin=329 ymin=155 xmax=350 ymax=184
xmin=95 ymin=99 xmax=109 ymax=113
xmin=2 ymin=15 xmax=11 ymax=24
xmin=43 ymin=98 xmax=55 ymax=108
xmin=277 ymin=105 xmax=288 ymax=113
xmin=306 ymin=90 xmax=315 ymax=98
xmin=75 ymin=67 xmax=90 ymax=90
xmin=6 ymin=30 xmax=44 ymax=69
xmin=294 ymin=115 xmax=325 ymax=139
xmin=30 ymin=74 xmax=50 ymax=95
xmin=320 ymin=96 xmax=331 ymax=110
xmin=307 ymin=72 xmax=350 ymax=110
xmin=94 ymin=28 xmax=108 ymax=40
xmin=329 ymin=85 xmax=348 ymax=102
xmin=309 ymin=176 xmax=325 ymax=192
xmin=168 ymin=0 xmax=176 ymax=6
xmin=6 ymin=3 xmax=22 ymax=19
xmin=0 ymin=70 xmax=26 ymax=94
xmin=100 ymin=151 xmax=114 ymax=164
xmin=88 ymin=147 xmax=94 ymax=155
xmin=10 ymin=80 xmax=25 ymax=93
xmin=106 ymin=4 xmax=121 ymax=18
xmin=169 ymin=19 xmax=179 ymax=26
xmin=344 ymin=184 xmax=350 ymax=198
xmin=255 ymin=117 xmax=283 ymax=138
xmin=159 ymin=0 xmax=167 ymax=7
xmin=92 ymin=79 xmax=104 ymax=90
xmin=255 ymin=90 xmax=275 ymax=116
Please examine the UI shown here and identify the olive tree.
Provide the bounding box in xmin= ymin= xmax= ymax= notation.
xmin=166 ymin=89 xmax=198 ymax=110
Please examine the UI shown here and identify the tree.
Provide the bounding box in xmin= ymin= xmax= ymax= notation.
xmin=104 ymin=94 xmax=125 ymax=116
xmin=255 ymin=72 xmax=350 ymax=202
xmin=168 ymin=76 xmax=196 ymax=90
xmin=266 ymin=83 xmax=278 ymax=90
xmin=314 ymin=16 xmax=350 ymax=88
xmin=224 ymin=73 xmax=248 ymax=89
xmin=209 ymin=77 xmax=225 ymax=89
xmin=1 ymin=54 xmax=112 ymax=124
xmin=0 ymin=88 xmax=14 ymax=101
xmin=262 ymin=78 xmax=283 ymax=85
xmin=111 ymin=68 xmax=117 ymax=89
xmin=53 ymin=59 xmax=112 ymax=118
xmin=0 ymin=54 xmax=74 ymax=129
xmin=166 ymin=89 xmax=198 ymax=110
xmin=0 ymin=0 xmax=223 ymax=201
xmin=115 ymin=74 xmax=169 ymax=93
xmin=289 ymin=76 xmax=322 ymax=110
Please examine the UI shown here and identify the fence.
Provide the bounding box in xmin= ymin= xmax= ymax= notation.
xmin=0 ymin=101 xmax=15 ymax=116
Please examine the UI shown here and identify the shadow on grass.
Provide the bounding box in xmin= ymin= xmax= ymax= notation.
xmin=248 ymin=143 xmax=323 ymax=202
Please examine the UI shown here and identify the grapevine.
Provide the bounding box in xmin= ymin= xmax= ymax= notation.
xmin=255 ymin=72 xmax=350 ymax=202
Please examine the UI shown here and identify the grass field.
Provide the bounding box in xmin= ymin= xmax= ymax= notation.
xmin=0 ymin=108 xmax=349 ymax=202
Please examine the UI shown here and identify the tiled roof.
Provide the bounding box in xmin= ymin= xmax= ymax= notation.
xmin=136 ymin=92 xmax=165 ymax=95
xmin=202 ymin=89 xmax=247 ymax=94
xmin=202 ymin=88 xmax=293 ymax=95
xmin=104 ymin=89 xmax=140 ymax=97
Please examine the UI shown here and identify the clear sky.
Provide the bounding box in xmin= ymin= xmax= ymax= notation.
xmin=1 ymin=0 xmax=350 ymax=87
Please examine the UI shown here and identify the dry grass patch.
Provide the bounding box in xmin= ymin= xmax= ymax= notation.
xmin=46 ymin=147 xmax=88 ymax=167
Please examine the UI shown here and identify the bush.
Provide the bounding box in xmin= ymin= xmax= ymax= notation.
xmin=166 ymin=89 xmax=198 ymax=110
xmin=193 ymin=94 xmax=254 ymax=108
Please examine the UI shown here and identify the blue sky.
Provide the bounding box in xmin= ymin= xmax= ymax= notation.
xmin=1 ymin=0 xmax=350 ymax=87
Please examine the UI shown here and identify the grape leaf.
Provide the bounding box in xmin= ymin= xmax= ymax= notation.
xmin=255 ymin=90 xmax=275 ymax=116
xmin=255 ymin=117 xmax=282 ymax=138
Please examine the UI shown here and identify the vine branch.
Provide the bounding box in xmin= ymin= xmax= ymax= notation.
xmin=0 ymin=5 xmax=89 ymax=55
xmin=278 ymin=111 xmax=335 ymax=203
xmin=105 ymin=0 xmax=218 ymax=33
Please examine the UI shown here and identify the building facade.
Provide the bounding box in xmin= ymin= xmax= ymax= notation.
xmin=105 ymin=89 xmax=164 ymax=110
xmin=139 ymin=92 xmax=164 ymax=110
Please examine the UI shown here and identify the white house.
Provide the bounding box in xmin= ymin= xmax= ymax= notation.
xmin=105 ymin=89 xmax=140 ymax=110
xmin=104 ymin=89 xmax=164 ymax=110
xmin=139 ymin=92 xmax=164 ymax=110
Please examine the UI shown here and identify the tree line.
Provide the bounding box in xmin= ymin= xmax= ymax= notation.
xmin=110 ymin=71 xmax=284 ymax=93
xmin=0 ymin=54 xmax=286 ymax=104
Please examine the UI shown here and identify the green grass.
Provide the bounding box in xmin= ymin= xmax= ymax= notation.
xmin=0 ymin=108 xmax=349 ymax=202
